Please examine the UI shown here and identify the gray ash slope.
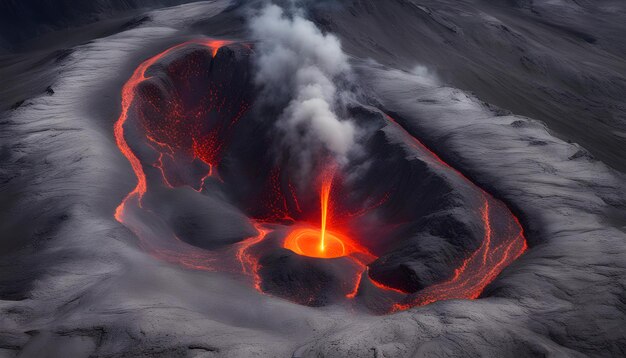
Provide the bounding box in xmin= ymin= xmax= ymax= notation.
xmin=0 ymin=1 xmax=625 ymax=357
xmin=0 ymin=0 xmax=199 ymax=51
xmin=304 ymin=0 xmax=626 ymax=173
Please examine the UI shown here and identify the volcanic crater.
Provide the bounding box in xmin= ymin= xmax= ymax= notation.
xmin=114 ymin=40 xmax=527 ymax=313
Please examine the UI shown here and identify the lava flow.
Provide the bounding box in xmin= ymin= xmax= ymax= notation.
xmin=383 ymin=115 xmax=528 ymax=310
xmin=114 ymin=38 xmax=232 ymax=221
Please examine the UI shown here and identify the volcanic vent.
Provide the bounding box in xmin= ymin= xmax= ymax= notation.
xmin=114 ymin=39 xmax=527 ymax=313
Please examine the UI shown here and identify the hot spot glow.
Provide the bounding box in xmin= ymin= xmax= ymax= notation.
xmin=283 ymin=167 xmax=360 ymax=259
xmin=284 ymin=227 xmax=349 ymax=259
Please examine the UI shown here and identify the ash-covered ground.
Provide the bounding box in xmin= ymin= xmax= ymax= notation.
xmin=1 ymin=1 xmax=625 ymax=357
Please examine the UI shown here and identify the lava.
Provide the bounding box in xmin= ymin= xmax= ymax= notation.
xmin=284 ymin=228 xmax=350 ymax=259
xmin=114 ymin=38 xmax=232 ymax=222
xmin=236 ymin=223 xmax=269 ymax=291
xmin=282 ymin=167 xmax=362 ymax=259
xmin=113 ymin=38 xmax=527 ymax=314
xmin=284 ymin=170 xmax=349 ymax=259
xmin=319 ymin=175 xmax=332 ymax=252
xmin=383 ymin=115 xmax=527 ymax=310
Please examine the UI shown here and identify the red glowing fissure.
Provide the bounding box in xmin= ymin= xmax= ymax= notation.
xmin=113 ymin=39 xmax=527 ymax=313
xmin=114 ymin=39 xmax=232 ymax=221
xmin=112 ymin=38 xmax=270 ymax=286
xmin=383 ymin=115 xmax=527 ymax=310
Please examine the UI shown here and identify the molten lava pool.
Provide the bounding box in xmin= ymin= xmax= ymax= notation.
xmin=283 ymin=228 xmax=351 ymax=258
xmin=282 ymin=168 xmax=371 ymax=260
xmin=113 ymin=38 xmax=527 ymax=313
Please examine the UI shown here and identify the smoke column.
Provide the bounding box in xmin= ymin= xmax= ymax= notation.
xmin=250 ymin=4 xmax=356 ymax=180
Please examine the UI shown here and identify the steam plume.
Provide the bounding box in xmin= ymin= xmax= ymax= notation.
xmin=250 ymin=4 xmax=356 ymax=178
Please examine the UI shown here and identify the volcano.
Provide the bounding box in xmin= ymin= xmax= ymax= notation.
xmin=113 ymin=39 xmax=526 ymax=312
xmin=2 ymin=1 xmax=625 ymax=357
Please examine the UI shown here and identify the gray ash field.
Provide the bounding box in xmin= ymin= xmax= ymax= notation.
xmin=1 ymin=1 xmax=625 ymax=357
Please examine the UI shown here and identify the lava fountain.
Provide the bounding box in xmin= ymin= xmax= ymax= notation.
xmin=282 ymin=168 xmax=365 ymax=259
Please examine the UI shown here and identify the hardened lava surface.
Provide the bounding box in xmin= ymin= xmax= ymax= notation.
xmin=114 ymin=40 xmax=526 ymax=312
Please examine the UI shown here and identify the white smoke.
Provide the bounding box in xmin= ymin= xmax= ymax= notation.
xmin=410 ymin=64 xmax=440 ymax=86
xmin=250 ymin=4 xmax=356 ymax=177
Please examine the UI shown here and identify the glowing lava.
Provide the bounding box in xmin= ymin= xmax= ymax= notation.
xmin=283 ymin=168 xmax=361 ymax=259
xmin=284 ymin=228 xmax=349 ymax=259
xmin=114 ymin=38 xmax=232 ymax=222
xmin=383 ymin=115 xmax=527 ymax=310
xmin=319 ymin=177 xmax=331 ymax=251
